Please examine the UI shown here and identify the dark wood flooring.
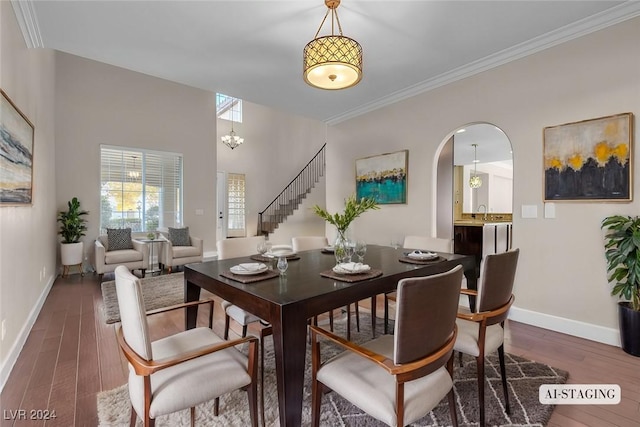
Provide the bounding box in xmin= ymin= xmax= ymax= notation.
xmin=1 ymin=272 xmax=639 ymax=426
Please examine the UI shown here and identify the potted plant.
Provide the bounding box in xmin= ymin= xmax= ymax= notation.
xmin=58 ymin=197 xmax=89 ymax=270
xmin=313 ymin=194 xmax=379 ymax=258
xmin=601 ymin=215 xmax=640 ymax=356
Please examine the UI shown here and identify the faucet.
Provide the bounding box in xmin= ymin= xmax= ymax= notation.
xmin=477 ymin=204 xmax=487 ymax=221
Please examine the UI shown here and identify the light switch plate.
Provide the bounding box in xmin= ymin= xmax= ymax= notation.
xmin=195 ymin=209 xmax=204 ymax=216
xmin=544 ymin=203 xmax=556 ymax=219
xmin=522 ymin=205 xmax=538 ymax=218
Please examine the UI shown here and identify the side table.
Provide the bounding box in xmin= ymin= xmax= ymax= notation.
xmin=141 ymin=238 xmax=166 ymax=275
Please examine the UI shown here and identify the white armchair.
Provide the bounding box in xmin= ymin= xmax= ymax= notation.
xmin=94 ymin=230 xmax=149 ymax=280
xmin=159 ymin=229 xmax=203 ymax=273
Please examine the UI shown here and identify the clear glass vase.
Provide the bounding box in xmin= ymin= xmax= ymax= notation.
xmin=334 ymin=227 xmax=353 ymax=265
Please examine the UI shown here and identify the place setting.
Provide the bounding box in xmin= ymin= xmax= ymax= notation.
xmin=399 ymin=249 xmax=445 ymax=264
xmin=320 ymin=240 xmax=383 ymax=282
xmin=220 ymin=262 xmax=280 ymax=283
xmin=250 ymin=241 xmax=300 ymax=262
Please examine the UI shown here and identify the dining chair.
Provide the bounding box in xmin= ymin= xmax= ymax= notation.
xmin=310 ymin=265 xmax=463 ymax=427
xmin=454 ymin=248 xmax=519 ymax=427
xmin=292 ymin=235 xmax=372 ymax=340
xmin=384 ymin=236 xmax=454 ymax=333
xmin=113 ymin=265 xmax=258 ymax=427
xmin=216 ymin=236 xmax=272 ymax=427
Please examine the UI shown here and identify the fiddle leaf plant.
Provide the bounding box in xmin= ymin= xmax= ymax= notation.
xmin=57 ymin=197 xmax=89 ymax=244
xmin=601 ymin=215 xmax=640 ymax=311
xmin=313 ymin=194 xmax=379 ymax=239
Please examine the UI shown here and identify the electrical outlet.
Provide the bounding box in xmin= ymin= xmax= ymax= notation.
xmin=2 ymin=319 xmax=6 ymax=341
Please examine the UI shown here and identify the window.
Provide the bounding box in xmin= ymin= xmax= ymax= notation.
xmin=100 ymin=146 xmax=183 ymax=234
xmin=216 ymin=93 xmax=242 ymax=122
xmin=227 ymin=173 xmax=246 ymax=237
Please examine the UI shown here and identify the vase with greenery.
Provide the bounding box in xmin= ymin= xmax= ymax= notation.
xmin=313 ymin=194 xmax=379 ymax=261
xmin=601 ymin=215 xmax=640 ymax=356
xmin=58 ymin=197 xmax=89 ymax=270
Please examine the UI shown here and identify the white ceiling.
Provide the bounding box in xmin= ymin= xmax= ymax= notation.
xmin=15 ymin=1 xmax=640 ymax=124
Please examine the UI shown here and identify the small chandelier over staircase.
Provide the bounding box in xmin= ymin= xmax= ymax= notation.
xmin=221 ymin=112 xmax=244 ymax=150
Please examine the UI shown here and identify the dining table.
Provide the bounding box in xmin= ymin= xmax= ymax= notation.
xmin=184 ymin=244 xmax=477 ymax=426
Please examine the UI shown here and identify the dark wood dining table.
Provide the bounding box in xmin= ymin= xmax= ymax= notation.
xmin=184 ymin=244 xmax=476 ymax=426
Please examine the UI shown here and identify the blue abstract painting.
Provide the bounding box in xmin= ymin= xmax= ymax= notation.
xmin=356 ymin=150 xmax=407 ymax=204
xmin=1 ymin=90 xmax=34 ymax=205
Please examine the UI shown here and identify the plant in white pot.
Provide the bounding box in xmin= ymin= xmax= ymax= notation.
xmin=601 ymin=215 xmax=640 ymax=356
xmin=58 ymin=197 xmax=89 ymax=276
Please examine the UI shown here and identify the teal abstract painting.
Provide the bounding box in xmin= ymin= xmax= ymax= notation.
xmin=356 ymin=150 xmax=407 ymax=204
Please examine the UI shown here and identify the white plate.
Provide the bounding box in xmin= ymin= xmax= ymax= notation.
xmin=333 ymin=262 xmax=371 ymax=275
xmin=230 ymin=263 xmax=268 ymax=275
xmin=322 ymin=246 xmax=335 ymax=252
xmin=406 ymin=251 xmax=438 ymax=260
xmin=269 ymin=249 xmax=296 ymax=257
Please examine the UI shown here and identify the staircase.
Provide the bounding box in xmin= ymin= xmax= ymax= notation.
xmin=258 ymin=144 xmax=326 ymax=237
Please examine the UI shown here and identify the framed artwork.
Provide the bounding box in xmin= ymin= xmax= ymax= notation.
xmin=543 ymin=113 xmax=633 ymax=202
xmin=1 ymin=89 xmax=35 ymax=205
xmin=356 ymin=150 xmax=408 ymax=204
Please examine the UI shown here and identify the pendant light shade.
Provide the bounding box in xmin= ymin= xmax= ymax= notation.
xmin=303 ymin=0 xmax=362 ymax=90
xmin=469 ymin=144 xmax=482 ymax=189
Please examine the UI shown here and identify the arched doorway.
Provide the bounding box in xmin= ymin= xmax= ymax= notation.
xmin=436 ymin=123 xmax=513 ymax=267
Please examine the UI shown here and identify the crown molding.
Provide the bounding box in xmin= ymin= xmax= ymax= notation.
xmin=326 ymin=1 xmax=640 ymax=125
xmin=10 ymin=0 xmax=44 ymax=49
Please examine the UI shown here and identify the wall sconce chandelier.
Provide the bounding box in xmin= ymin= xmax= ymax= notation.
xmin=303 ymin=0 xmax=363 ymax=90
xmin=221 ymin=115 xmax=244 ymax=150
xmin=469 ymin=144 xmax=482 ymax=189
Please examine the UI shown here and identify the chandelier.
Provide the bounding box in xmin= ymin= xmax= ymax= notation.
xmin=128 ymin=156 xmax=140 ymax=180
xmin=221 ymin=113 xmax=244 ymax=150
xmin=303 ymin=0 xmax=363 ymax=90
xmin=469 ymin=144 xmax=482 ymax=189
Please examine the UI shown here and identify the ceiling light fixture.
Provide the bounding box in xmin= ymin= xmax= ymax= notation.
xmin=303 ymin=0 xmax=362 ymax=90
xmin=221 ymin=111 xmax=244 ymax=150
xmin=469 ymin=144 xmax=482 ymax=189
xmin=128 ymin=156 xmax=140 ymax=180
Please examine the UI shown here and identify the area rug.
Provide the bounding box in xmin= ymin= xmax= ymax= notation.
xmin=101 ymin=272 xmax=186 ymax=324
xmin=97 ymin=318 xmax=568 ymax=426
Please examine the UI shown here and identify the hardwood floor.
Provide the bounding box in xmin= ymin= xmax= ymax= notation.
xmin=1 ymin=272 xmax=639 ymax=426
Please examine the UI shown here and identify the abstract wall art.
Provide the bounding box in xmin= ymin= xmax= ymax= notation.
xmin=1 ymin=89 xmax=35 ymax=205
xmin=543 ymin=113 xmax=633 ymax=202
xmin=355 ymin=150 xmax=407 ymax=204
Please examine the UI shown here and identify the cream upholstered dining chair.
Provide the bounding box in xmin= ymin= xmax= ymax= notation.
xmin=216 ymin=236 xmax=272 ymax=427
xmin=383 ymin=236 xmax=454 ymax=333
xmin=113 ymin=266 xmax=259 ymax=427
xmin=158 ymin=226 xmax=203 ymax=273
xmin=310 ymin=265 xmax=463 ymax=427
xmin=454 ymin=248 xmax=519 ymax=427
xmin=94 ymin=228 xmax=149 ymax=281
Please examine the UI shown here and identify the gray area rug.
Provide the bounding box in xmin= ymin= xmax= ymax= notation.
xmin=97 ymin=316 xmax=567 ymax=426
xmin=101 ymin=272 xmax=186 ymax=324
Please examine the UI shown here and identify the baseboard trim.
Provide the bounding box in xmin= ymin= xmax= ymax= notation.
xmin=0 ymin=276 xmax=55 ymax=393
xmin=203 ymin=251 xmax=217 ymax=262
xmin=509 ymin=306 xmax=621 ymax=347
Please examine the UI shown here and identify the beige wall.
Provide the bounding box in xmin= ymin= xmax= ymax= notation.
xmin=327 ymin=17 xmax=640 ymax=344
xmin=0 ymin=2 xmax=57 ymax=385
xmin=55 ymin=52 xmax=218 ymax=255
xmin=216 ymin=100 xmax=326 ymax=244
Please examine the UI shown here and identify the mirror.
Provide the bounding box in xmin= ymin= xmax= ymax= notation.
xmin=453 ymin=124 xmax=513 ymax=216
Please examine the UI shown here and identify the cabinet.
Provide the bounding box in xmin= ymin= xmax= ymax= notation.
xmin=454 ymin=222 xmax=512 ymax=276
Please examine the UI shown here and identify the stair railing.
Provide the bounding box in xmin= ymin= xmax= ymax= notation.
xmin=258 ymin=144 xmax=326 ymax=236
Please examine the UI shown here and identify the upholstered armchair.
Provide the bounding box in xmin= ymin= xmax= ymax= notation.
xmin=159 ymin=227 xmax=203 ymax=273
xmin=94 ymin=228 xmax=148 ymax=280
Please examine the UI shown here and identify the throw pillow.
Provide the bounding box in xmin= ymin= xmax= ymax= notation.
xmin=169 ymin=227 xmax=190 ymax=246
xmin=107 ymin=228 xmax=133 ymax=251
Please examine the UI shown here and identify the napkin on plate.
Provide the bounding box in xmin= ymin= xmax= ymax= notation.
xmin=333 ymin=262 xmax=371 ymax=274
xmin=234 ymin=263 xmax=267 ymax=272
xmin=406 ymin=250 xmax=438 ymax=260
